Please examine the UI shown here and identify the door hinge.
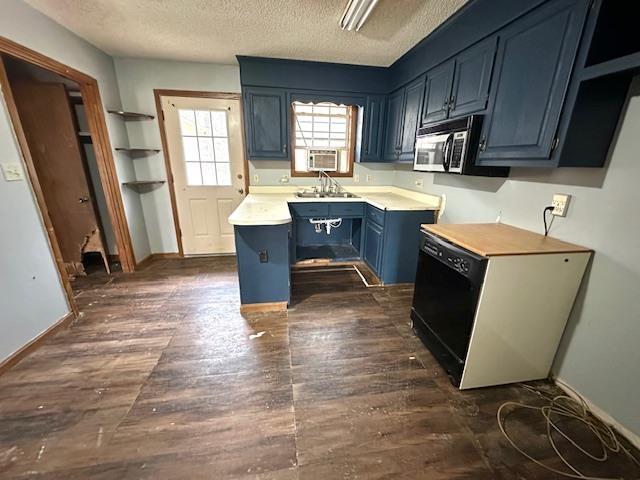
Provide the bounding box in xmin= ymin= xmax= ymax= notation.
xmin=551 ymin=137 xmax=559 ymax=153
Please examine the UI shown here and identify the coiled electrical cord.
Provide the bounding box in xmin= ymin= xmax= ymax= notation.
xmin=498 ymin=383 xmax=640 ymax=479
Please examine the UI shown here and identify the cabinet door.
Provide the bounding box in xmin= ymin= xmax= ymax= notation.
xmin=421 ymin=59 xmax=455 ymax=125
xmin=382 ymin=89 xmax=405 ymax=161
xmin=477 ymin=0 xmax=588 ymax=163
xmin=449 ymin=36 xmax=497 ymax=118
xmin=398 ymin=76 xmax=426 ymax=162
xmin=361 ymin=95 xmax=386 ymax=162
xmin=363 ymin=219 xmax=383 ymax=274
xmin=243 ymin=87 xmax=288 ymax=159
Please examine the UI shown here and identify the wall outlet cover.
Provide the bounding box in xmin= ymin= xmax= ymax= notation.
xmin=279 ymin=175 xmax=289 ymax=183
xmin=415 ymin=178 xmax=424 ymax=188
xmin=253 ymin=174 xmax=260 ymax=183
xmin=1 ymin=163 xmax=25 ymax=181
xmin=366 ymin=174 xmax=373 ymax=183
xmin=353 ymin=174 xmax=360 ymax=183
xmin=552 ymin=193 xmax=571 ymax=217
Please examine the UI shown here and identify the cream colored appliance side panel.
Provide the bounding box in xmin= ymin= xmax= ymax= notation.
xmin=460 ymin=252 xmax=590 ymax=389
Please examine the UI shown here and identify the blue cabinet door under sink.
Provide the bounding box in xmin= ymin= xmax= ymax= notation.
xmin=243 ymin=87 xmax=288 ymax=160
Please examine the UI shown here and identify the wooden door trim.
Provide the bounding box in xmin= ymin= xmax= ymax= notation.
xmin=153 ymin=89 xmax=249 ymax=257
xmin=0 ymin=37 xmax=137 ymax=280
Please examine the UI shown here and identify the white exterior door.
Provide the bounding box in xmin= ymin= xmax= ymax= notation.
xmin=162 ymin=96 xmax=245 ymax=255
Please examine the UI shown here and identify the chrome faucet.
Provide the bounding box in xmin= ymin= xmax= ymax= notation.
xmin=318 ymin=170 xmax=344 ymax=194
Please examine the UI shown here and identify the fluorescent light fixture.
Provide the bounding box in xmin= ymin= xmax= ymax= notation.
xmin=340 ymin=0 xmax=380 ymax=32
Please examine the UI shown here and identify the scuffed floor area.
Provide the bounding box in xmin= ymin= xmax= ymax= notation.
xmin=0 ymin=257 xmax=638 ymax=479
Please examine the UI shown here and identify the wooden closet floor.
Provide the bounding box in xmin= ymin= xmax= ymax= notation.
xmin=0 ymin=257 xmax=637 ymax=479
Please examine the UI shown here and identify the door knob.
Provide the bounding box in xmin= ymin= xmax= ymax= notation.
xmin=78 ymin=196 xmax=89 ymax=203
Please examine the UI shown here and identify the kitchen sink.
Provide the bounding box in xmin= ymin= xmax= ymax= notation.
xmin=295 ymin=191 xmax=359 ymax=199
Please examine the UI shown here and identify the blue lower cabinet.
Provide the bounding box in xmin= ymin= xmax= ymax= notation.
xmin=234 ymin=224 xmax=291 ymax=305
xmin=363 ymin=219 xmax=384 ymax=273
xmin=363 ymin=208 xmax=436 ymax=283
xmin=380 ymin=210 xmax=436 ymax=284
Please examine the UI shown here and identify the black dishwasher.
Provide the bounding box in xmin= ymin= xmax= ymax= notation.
xmin=411 ymin=230 xmax=488 ymax=386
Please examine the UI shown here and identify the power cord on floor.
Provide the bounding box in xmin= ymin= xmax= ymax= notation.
xmin=497 ymin=383 xmax=640 ymax=480
xmin=543 ymin=206 xmax=555 ymax=236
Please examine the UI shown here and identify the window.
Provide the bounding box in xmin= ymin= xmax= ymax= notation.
xmin=178 ymin=109 xmax=231 ymax=186
xmin=291 ymin=101 xmax=357 ymax=176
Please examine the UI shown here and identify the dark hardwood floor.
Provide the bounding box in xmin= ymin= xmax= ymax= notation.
xmin=0 ymin=257 xmax=638 ymax=479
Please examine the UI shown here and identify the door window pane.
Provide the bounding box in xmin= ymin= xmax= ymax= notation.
xmin=201 ymin=163 xmax=217 ymax=185
xmin=196 ymin=110 xmax=212 ymax=136
xmin=186 ymin=162 xmax=202 ymax=186
xmin=178 ymin=108 xmax=232 ymax=186
xmin=198 ymin=137 xmax=214 ymax=162
xmin=182 ymin=136 xmax=199 ymax=163
xmin=215 ymin=163 xmax=231 ymax=186
xmin=179 ymin=110 xmax=196 ymax=136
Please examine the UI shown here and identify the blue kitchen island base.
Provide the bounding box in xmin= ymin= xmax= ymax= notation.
xmin=234 ymin=223 xmax=291 ymax=311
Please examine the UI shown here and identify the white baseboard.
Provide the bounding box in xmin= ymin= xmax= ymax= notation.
xmin=554 ymin=377 xmax=640 ymax=450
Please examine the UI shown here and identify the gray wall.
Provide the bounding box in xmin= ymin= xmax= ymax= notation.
xmin=114 ymin=58 xmax=241 ymax=253
xmin=395 ymin=80 xmax=640 ymax=436
xmin=0 ymin=85 xmax=70 ymax=361
xmin=249 ymin=160 xmax=396 ymax=187
xmin=0 ymin=0 xmax=151 ymax=362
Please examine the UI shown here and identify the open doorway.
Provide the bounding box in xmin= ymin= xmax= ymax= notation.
xmin=2 ymin=55 xmax=114 ymax=277
xmin=0 ymin=37 xmax=137 ymax=315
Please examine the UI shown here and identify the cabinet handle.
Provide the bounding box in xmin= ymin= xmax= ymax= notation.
xmin=479 ymin=137 xmax=487 ymax=152
xmin=449 ymin=95 xmax=456 ymax=108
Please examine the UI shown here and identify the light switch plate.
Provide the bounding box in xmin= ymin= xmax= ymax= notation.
xmin=552 ymin=193 xmax=571 ymax=217
xmin=1 ymin=163 xmax=24 ymax=181
xmin=253 ymin=174 xmax=259 ymax=183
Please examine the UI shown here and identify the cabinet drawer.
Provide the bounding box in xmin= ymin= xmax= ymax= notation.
xmin=366 ymin=204 xmax=385 ymax=226
xmin=290 ymin=202 xmax=329 ymax=218
xmin=329 ymin=202 xmax=364 ymax=217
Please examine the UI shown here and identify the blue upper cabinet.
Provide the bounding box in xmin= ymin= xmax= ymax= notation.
xmin=476 ymin=0 xmax=589 ymax=165
xmin=360 ymin=95 xmax=386 ymax=162
xmin=382 ymin=89 xmax=405 ymax=161
xmin=243 ymin=87 xmax=288 ymax=160
xmin=421 ymin=37 xmax=497 ymax=126
xmin=449 ymin=36 xmax=497 ymax=119
xmin=399 ymin=75 xmax=426 ymax=162
xmin=422 ymin=60 xmax=455 ymax=125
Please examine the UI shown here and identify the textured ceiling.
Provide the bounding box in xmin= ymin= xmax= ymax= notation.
xmin=23 ymin=0 xmax=468 ymax=66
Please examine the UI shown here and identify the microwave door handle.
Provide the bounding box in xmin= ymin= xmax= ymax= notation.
xmin=442 ymin=134 xmax=453 ymax=172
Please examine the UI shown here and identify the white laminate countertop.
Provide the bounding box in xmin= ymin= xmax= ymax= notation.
xmin=228 ymin=186 xmax=442 ymax=226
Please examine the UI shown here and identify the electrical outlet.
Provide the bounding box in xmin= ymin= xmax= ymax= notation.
xmin=353 ymin=174 xmax=360 ymax=183
xmin=1 ymin=163 xmax=24 ymax=181
xmin=366 ymin=174 xmax=373 ymax=183
xmin=253 ymin=174 xmax=259 ymax=183
xmin=415 ymin=178 xmax=424 ymax=188
xmin=552 ymin=193 xmax=571 ymax=217
xmin=279 ymin=175 xmax=289 ymax=183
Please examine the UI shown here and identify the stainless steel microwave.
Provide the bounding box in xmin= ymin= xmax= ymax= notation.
xmin=414 ymin=115 xmax=509 ymax=177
